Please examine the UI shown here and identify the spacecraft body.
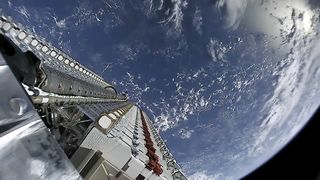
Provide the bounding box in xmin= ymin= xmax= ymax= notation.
xmin=0 ymin=16 xmax=187 ymax=180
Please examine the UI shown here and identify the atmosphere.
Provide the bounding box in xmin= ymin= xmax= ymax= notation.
xmin=1 ymin=0 xmax=320 ymax=179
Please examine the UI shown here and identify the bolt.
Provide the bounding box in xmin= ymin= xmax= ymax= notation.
xmin=9 ymin=97 xmax=28 ymax=116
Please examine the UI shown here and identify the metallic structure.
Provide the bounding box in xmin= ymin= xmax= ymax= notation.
xmin=0 ymin=16 xmax=187 ymax=180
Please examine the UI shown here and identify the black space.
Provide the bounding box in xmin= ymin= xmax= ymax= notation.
xmin=243 ymin=106 xmax=320 ymax=180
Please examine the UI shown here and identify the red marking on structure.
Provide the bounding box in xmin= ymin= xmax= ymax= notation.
xmin=140 ymin=109 xmax=163 ymax=176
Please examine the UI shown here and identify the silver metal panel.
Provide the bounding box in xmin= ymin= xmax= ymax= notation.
xmin=0 ymin=63 xmax=35 ymax=126
xmin=0 ymin=120 xmax=82 ymax=180
xmin=0 ymin=53 xmax=82 ymax=180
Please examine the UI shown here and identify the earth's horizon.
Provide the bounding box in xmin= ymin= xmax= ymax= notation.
xmin=1 ymin=0 xmax=320 ymax=179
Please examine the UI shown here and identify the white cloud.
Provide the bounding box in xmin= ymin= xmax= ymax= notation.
xmin=207 ymin=38 xmax=229 ymax=62
xmin=7 ymin=0 xmax=12 ymax=7
xmin=216 ymin=0 xmax=248 ymax=30
xmin=250 ymin=6 xmax=320 ymax=157
xmin=153 ymin=68 xmax=214 ymax=131
xmin=159 ymin=0 xmax=188 ymax=35
xmin=91 ymin=52 xmax=103 ymax=63
xmin=143 ymin=85 xmax=150 ymax=92
xmin=207 ymin=39 xmax=218 ymax=62
xmin=193 ymin=7 xmax=203 ymax=35
xmin=189 ymin=171 xmax=223 ymax=180
xmin=149 ymin=77 xmax=156 ymax=83
xmin=17 ymin=6 xmax=30 ymax=19
xmin=55 ymin=19 xmax=66 ymax=29
xmin=155 ymin=113 xmax=174 ymax=131
xmin=115 ymin=44 xmax=137 ymax=61
xmin=178 ymin=128 xmax=194 ymax=139
xmin=119 ymin=72 xmax=148 ymax=105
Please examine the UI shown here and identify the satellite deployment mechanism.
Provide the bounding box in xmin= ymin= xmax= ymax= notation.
xmin=0 ymin=16 xmax=187 ymax=180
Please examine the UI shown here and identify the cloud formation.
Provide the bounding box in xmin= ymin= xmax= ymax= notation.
xmin=206 ymin=38 xmax=229 ymax=62
xmin=189 ymin=171 xmax=223 ymax=180
xmin=178 ymin=128 xmax=194 ymax=139
xmin=193 ymin=7 xmax=203 ymax=35
xmin=216 ymin=0 xmax=248 ymax=30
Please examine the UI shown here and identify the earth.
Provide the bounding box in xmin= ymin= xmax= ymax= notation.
xmin=1 ymin=0 xmax=320 ymax=179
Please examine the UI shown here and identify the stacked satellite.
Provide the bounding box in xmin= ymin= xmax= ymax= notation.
xmin=0 ymin=15 xmax=187 ymax=180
